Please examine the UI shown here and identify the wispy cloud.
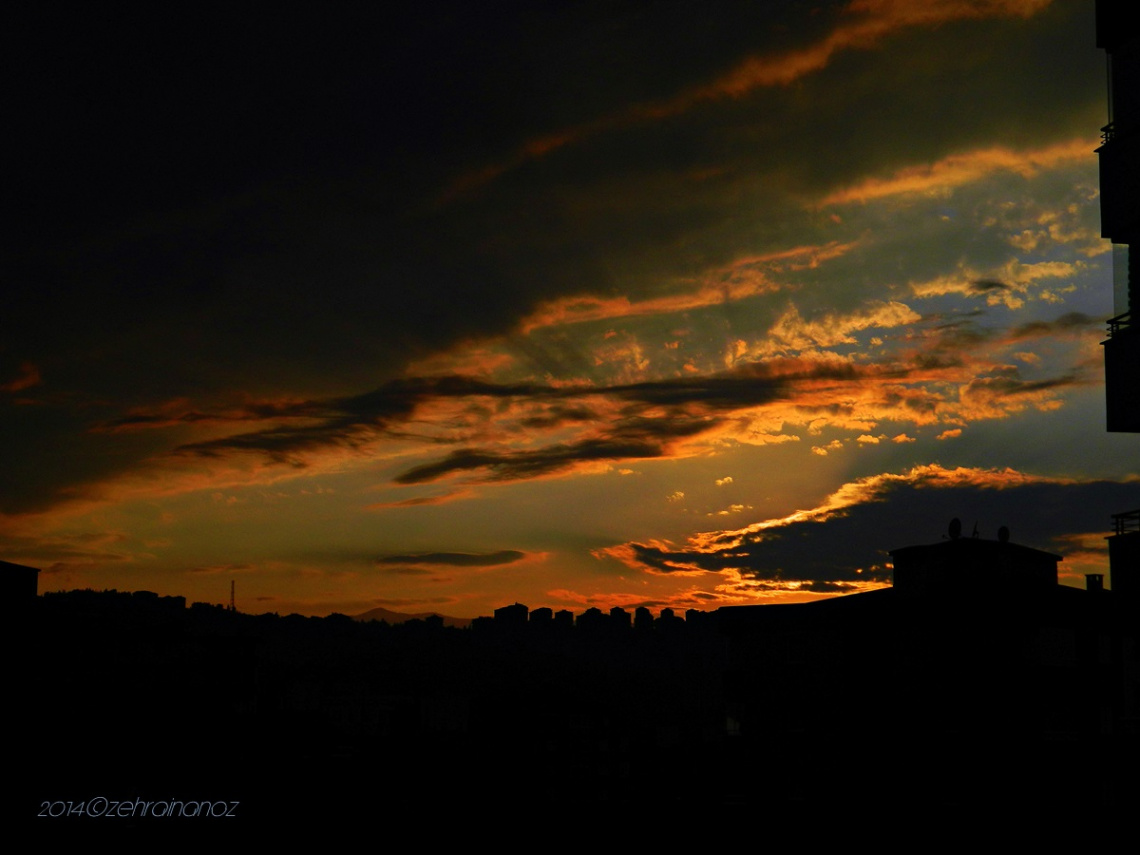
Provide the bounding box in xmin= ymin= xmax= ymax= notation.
xmin=519 ymin=242 xmax=856 ymax=332
xmin=820 ymin=138 xmax=1092 ymax=206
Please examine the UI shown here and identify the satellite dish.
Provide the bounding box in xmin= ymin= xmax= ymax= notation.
xmin=949 ymin=518 xmax=962 ymax=540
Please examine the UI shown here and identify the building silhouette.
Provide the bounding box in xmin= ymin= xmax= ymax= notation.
xmin=0 ymin=559 xmax=39 ymax=605
xmin=1110 ymin=508 xmax=1140 ymax=604
xmin=890 ymin=520 xmax=1060 ymax=595
xmin=493 ymin=601 xmax=528 ymax=626
xmin=717 ymin=520 xmax=1139 ymax=812
xmin=1098 ymin=0 xmax=1140 ymax=433
xmin=609 ymin=606 xmax=631 ymax=629
xmin=1096 ymin=0 xmax=1140 ymax=619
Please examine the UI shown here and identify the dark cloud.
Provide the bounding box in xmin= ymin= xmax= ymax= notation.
xmin=962 ymin=371 xmax=1078 ymax=399
xmin=793 ymin=580 xmax=864 ymax=593
xmin=168 ymin=377 xmax=551 ymax=461
xmin=913 ymin=352 xmax=967 ymax=371
xmin=1008 ymin=312 xmax=1097 ymax=340
xmin=926 ymin=311 xmax=988 ymax=326
xmin=162 ymin=361 xmax=859 ymax=479
xmin=909 ymin=316 xmax=995 ymax=357
xmin=519 ymin=405 xmax=599 ymax=429
xmin=625 ymin=536 xmax=892 ymax=585
xmin=744 ymin=580 xmax=865 ymax=593
xmin=971 ymin=279 xmax=1012 ymax=293
xmin=606 ymin=363 xmax=858 ymax=408
xmin=394 ymin=432 xmax=709 ymax=485
xmin=0 ymin=402 xmax=175 ymax=515
xmin=908 ymin=310 xmax=1097 ymax=373
xmin=376 ymin=551 xmax=526 ymax=568
xmin=618 ymin=475 xmax=1138 ymax=587
xmin=9 ymin=359 xmax=828 ymax=508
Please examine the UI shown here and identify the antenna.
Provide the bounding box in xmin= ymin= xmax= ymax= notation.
xmin=229 ymin=579 xmax=235 ymax=612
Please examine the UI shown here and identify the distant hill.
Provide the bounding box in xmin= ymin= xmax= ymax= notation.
xmin=352 ymin=606 xmax=471 ymax=628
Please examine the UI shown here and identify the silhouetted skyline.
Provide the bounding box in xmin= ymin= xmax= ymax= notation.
xmin=12 ymin=522 xmax=1139 ymax=836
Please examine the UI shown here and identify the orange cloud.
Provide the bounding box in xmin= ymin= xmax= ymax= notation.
xmin=742 ymin=300 xmax=921 ymax=359
xmin=722 ymin=240 xmax=860 ymax=273
xmin=954 ymin=371 xmax=1073 ymax=421
xmin=820 ymin=138 xmax=1093 ymax=207
xmin=519 ymin=272 xmax=781 ymax=333
xmin=1008 ymin=213 xmax=1107 ymax=258
xmin=909 ymin=257 xmax=1086 ymax=309
xmin=701 ymin=336 xmax=1074 ymax=444
xmin=811 ymin=439 xmax=845 ymax=456
xmin=684 ymin=0 xmax=1051 ymax=102
xmin=404 ymin=346 xmax=516 ymax=379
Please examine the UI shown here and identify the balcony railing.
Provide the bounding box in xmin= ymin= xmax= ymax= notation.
xmin=1107 ymin=310 xmax=1133 ymax=337
xmin=1103 ymin=122 xmax=1115 ymax=146
xmin=1112 ymin=509 xmax=1140 ymax=535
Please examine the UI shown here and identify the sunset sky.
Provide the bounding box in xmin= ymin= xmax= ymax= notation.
xmin=6 ymin=0 xmax=1137 ymax=617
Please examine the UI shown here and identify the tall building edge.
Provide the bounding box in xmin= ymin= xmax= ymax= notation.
xmin=1097 ymin=2 xmax=1140 ymax=605
xmin=1097 ymin=0 xmax=1140 ymax=433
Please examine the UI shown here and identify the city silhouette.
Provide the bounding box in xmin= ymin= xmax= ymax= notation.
xmin=8 ymin=507 xmax=1140 ymax=837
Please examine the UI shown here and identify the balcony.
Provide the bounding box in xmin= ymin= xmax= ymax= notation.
xmin=1107 ymin=310 xmax=1133 ymax=337
xmin=1113 ymin=509 xmax=1140 ymax=535
xmin=1098 ymin=129 xmax=1140 ymax=244
xmin=1108 ymin=509 xmax=1140 ymax=600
